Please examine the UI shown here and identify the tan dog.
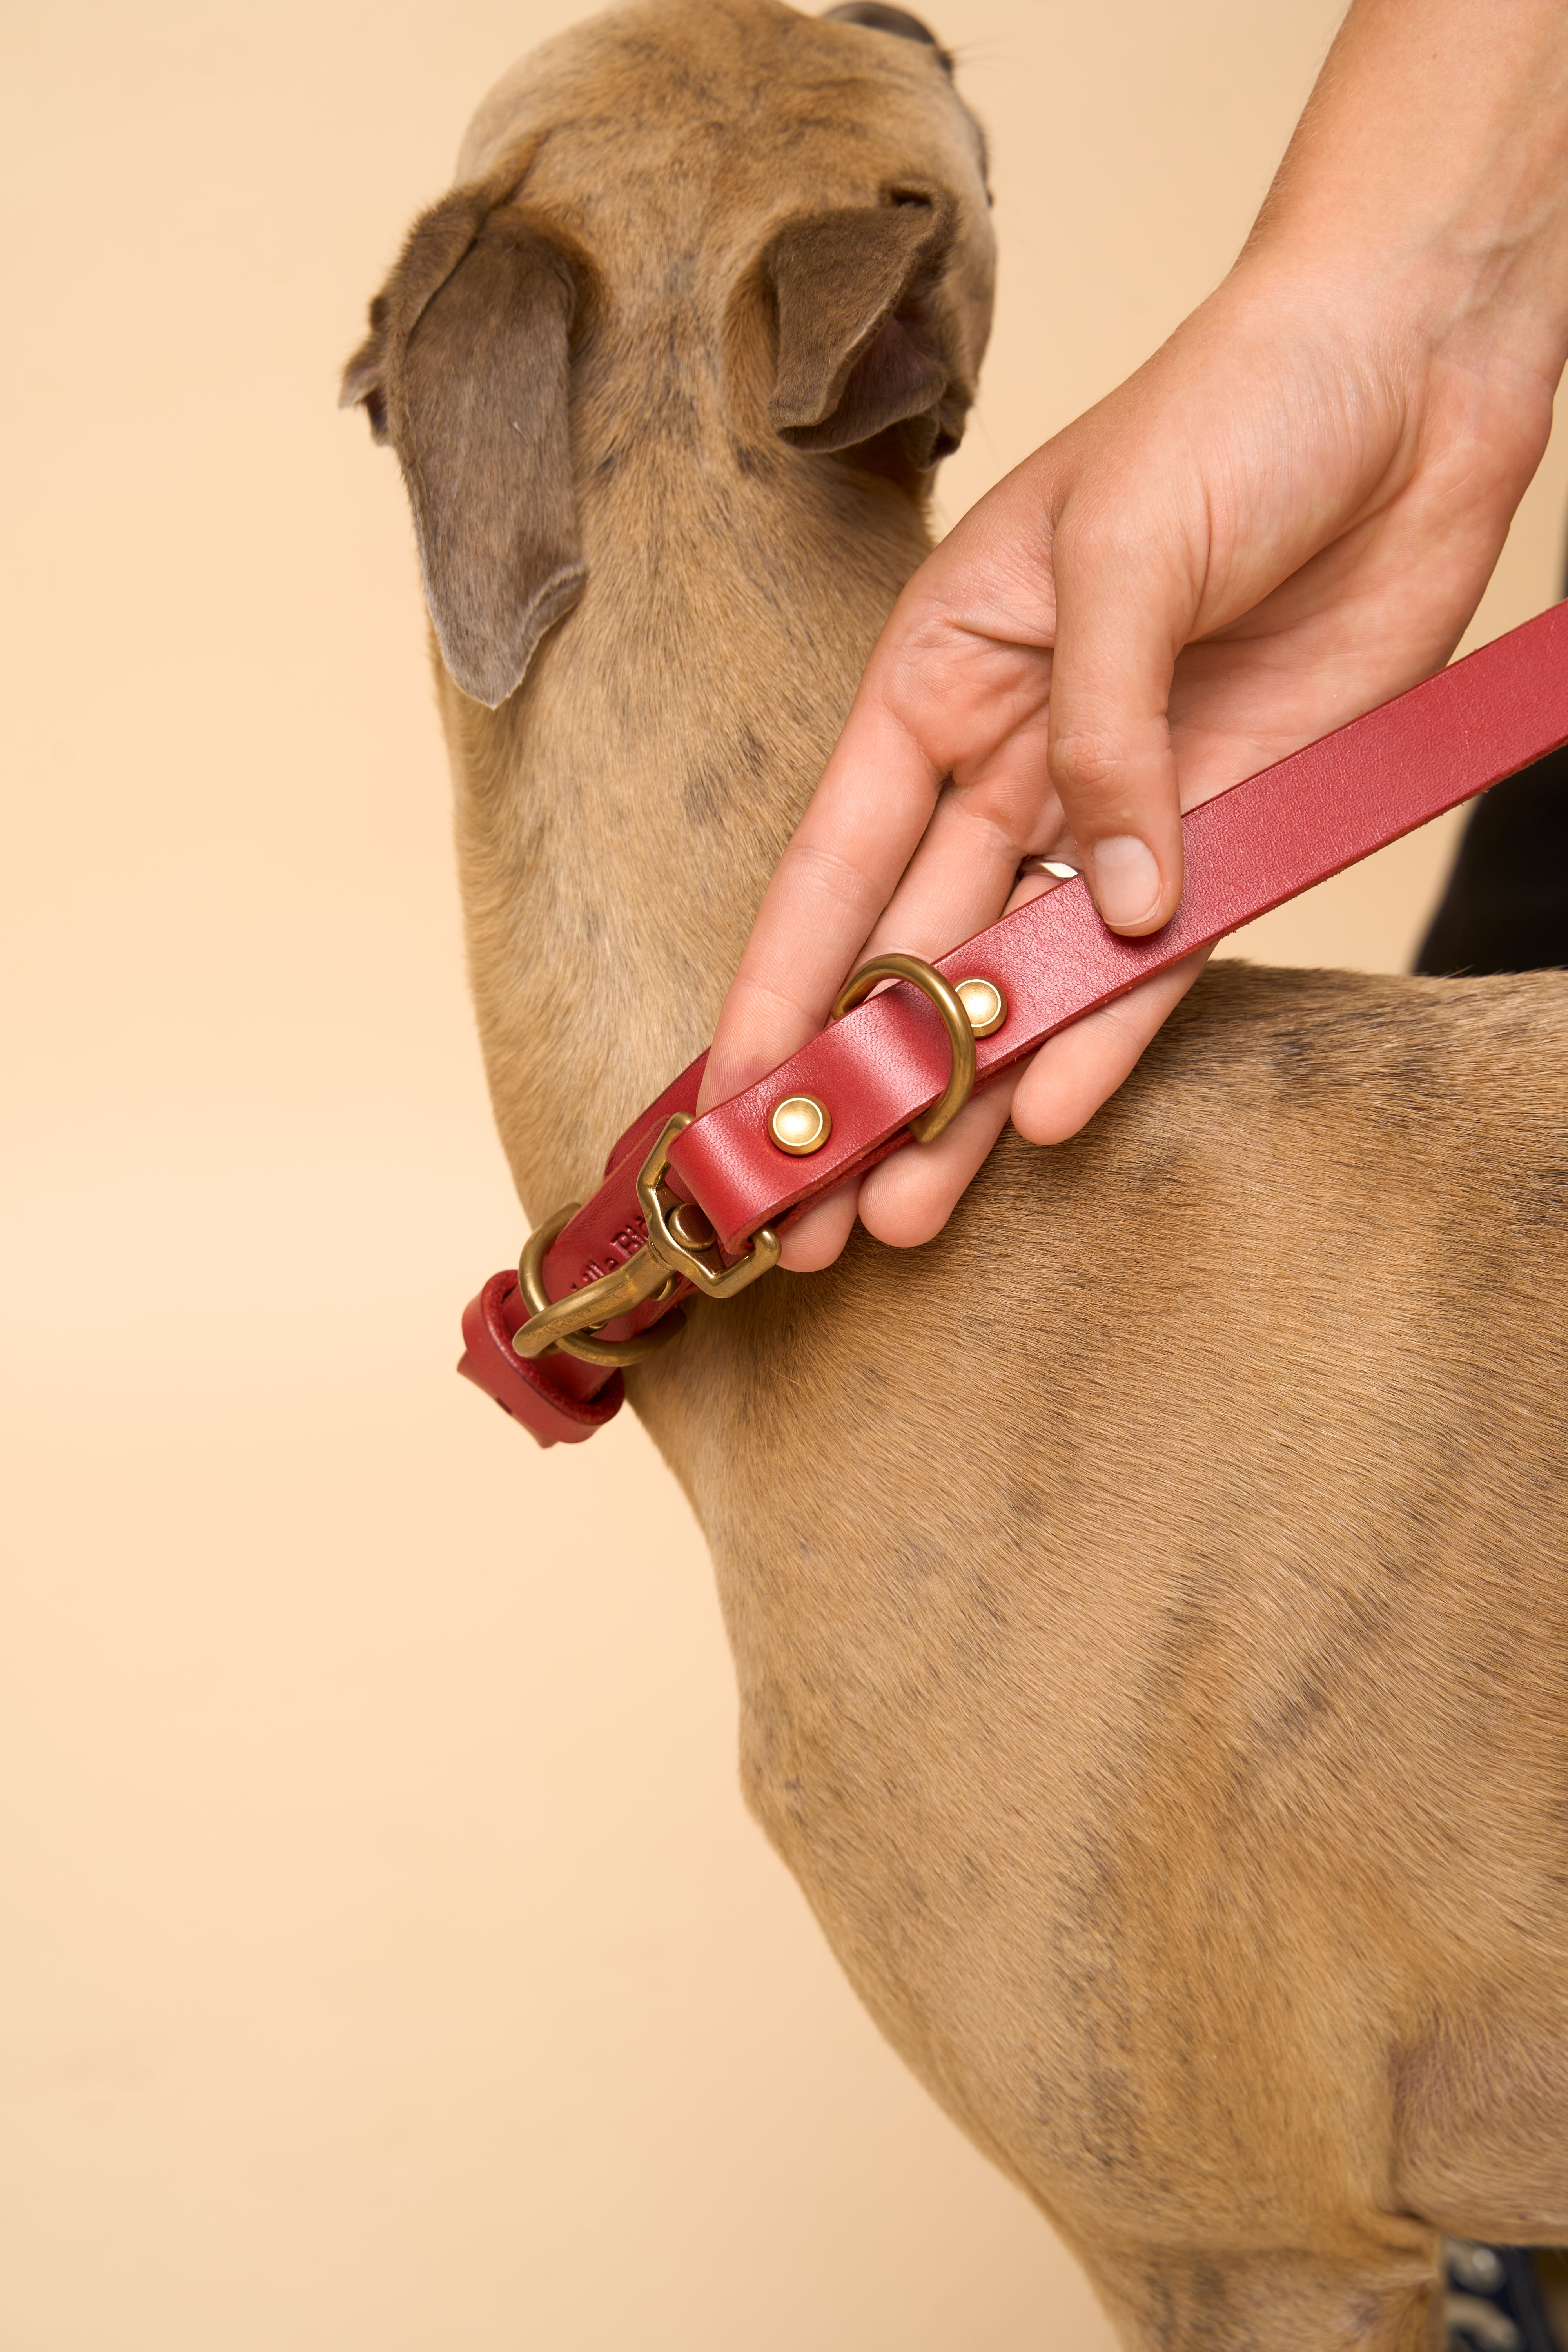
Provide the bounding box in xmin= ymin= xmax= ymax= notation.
xmin=343 ymin=3 xmax=1568 ymax=2342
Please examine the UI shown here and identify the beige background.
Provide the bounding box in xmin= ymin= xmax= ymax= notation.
xmin=4 ymin=3 xmax=1564 ymax=2347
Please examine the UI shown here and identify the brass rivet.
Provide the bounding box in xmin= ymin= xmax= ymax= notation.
xmin=955 ymin=976 xmax=1007 ymax=1038
xmin=769 ymin=1094 xmax=831 ymax=1156
xmin=666 ymin=1199 xmax=715 ymax=1252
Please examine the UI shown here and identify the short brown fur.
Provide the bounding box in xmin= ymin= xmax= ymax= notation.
xmin=345 ymin=4 xmax=1568 ymax=2342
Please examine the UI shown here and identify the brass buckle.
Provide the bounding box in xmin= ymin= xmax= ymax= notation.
xmin=636 ymin=1114 xmax=782 ymax=1296
xmin=832 ymin=952 xmax=977 ymax=1142
xmin=512 ymin=1115 xmax=780 ymax=1367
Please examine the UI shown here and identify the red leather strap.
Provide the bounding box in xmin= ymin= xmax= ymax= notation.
xmin=461 ymin=600 xmax=1568 ymax=1444
xmin=458 ymin=1272 xmax=625 ymax=1441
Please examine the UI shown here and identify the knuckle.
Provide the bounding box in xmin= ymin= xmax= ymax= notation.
xmin=1047 ymin=726 xmax=1126 ymax=801
xmin=1051 ymin=502 xmax=1148 ymax=583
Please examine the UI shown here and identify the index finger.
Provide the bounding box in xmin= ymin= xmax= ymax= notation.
xmin=697 ymin=684 xmax=943 ymax=1112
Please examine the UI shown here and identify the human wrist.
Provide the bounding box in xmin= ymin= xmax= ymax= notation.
xmin=1232 ymin=209 xmax=1568 ymax=400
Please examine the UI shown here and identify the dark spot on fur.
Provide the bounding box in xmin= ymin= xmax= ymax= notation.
xmin=1258 ymin=1667 xmax=1331 ymax=1758
xmin=682 ymin=763 xmax=726 ymax=828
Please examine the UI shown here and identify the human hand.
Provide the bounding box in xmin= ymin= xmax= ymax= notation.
xmin=699 ymin=0 xmax=1568 ymax=1270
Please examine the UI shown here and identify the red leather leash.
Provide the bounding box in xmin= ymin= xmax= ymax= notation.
xmin=461 ymin=599 xmax=1568 ymax=1446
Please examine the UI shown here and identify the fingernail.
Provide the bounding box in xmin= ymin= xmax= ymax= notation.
xmin=1091 ymin=836 xmax=1161 ymax=930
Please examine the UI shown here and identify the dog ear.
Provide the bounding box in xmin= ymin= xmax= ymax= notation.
xmin=763 ymin=193 xmax=967 ymax=469
xmin=341 ymin=188 xmax=590 ymax=709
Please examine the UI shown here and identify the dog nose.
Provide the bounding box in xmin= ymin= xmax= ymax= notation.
xmin=820 ymin=4 xmax=952 ymax=67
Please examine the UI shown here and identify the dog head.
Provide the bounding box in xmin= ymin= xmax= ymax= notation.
xmin=341 ymin=0 xmax=995 ymax=708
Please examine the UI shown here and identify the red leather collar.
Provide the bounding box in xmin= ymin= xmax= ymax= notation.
xmin=462 ymin=600 xmax=1568 ymax=1445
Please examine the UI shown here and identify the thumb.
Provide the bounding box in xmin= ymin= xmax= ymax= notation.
xmin=1046 ymin=515 xmax=1195 ymax=934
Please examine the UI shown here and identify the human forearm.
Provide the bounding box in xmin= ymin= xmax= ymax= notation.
xmin=1251 ymin=0 xmax=1568 ymax=373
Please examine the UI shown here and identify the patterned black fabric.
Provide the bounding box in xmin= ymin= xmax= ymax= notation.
xmin=1446 ymin=2242 xmax=1562 ymax=2351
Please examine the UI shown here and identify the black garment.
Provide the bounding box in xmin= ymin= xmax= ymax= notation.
xmin=1416 ymin=750 xmax=1568 ymax=976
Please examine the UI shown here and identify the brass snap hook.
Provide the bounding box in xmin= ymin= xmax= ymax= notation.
xmin=514 ymin=1117 xmax=783 ymax=1370
xmin=831 ymin=952 xmax=978 ymax=1143
xmin=515 ymin=1204 xmax=684 ymax=1368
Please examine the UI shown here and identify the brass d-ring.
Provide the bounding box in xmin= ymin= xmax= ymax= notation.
xmin=831 ymin=952 xmax=978 ymax=1144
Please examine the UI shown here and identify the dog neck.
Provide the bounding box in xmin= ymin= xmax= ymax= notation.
xmin=438 ymin=440 xmax=934 ymax=1223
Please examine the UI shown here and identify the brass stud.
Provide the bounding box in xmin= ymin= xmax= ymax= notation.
xmin=955 ymin=975 xmax=1007 ymax=1038
xmin=666 ymin=1199 xmax=715 ymax=1253
xmin=769 ymin=1094 xmax=832 ymax=1156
